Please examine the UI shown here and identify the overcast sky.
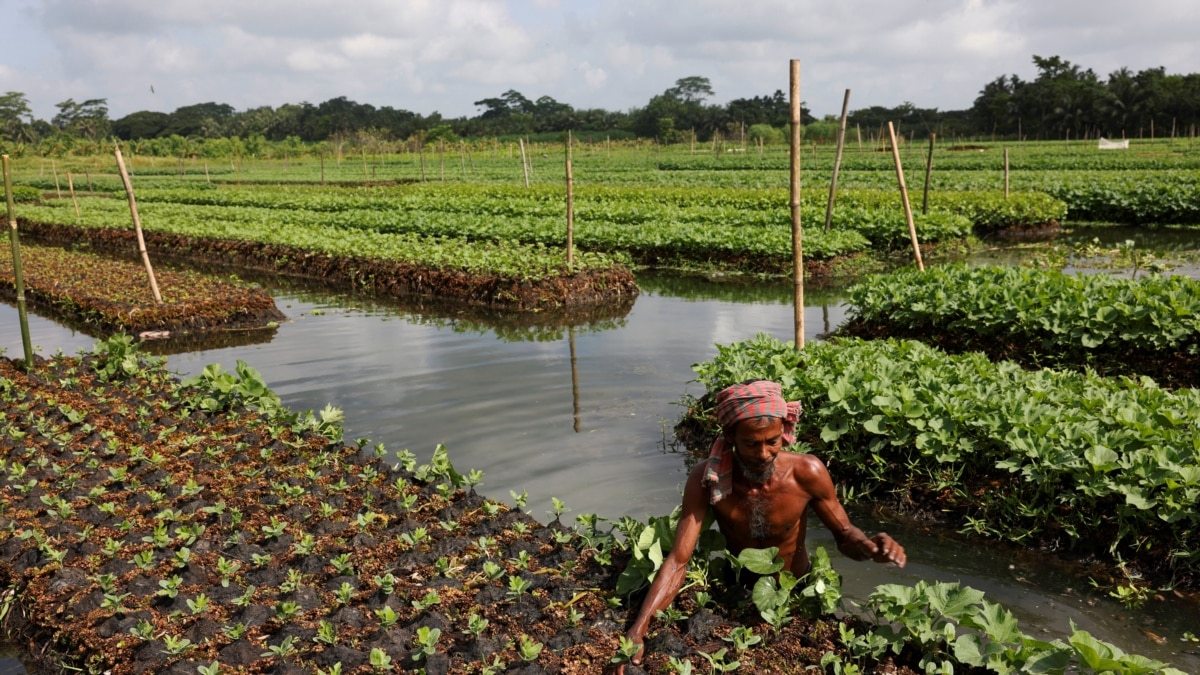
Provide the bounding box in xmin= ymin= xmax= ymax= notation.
xmin=4 ymin=0 xmax=1198 ymax=123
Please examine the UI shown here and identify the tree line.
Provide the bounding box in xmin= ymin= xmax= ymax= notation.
xmin=1 ymin=55 xmax=1198 ymax=158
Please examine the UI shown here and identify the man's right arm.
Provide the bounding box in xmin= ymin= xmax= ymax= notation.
xmin=621 ymin=463 xmax=710 ymax=670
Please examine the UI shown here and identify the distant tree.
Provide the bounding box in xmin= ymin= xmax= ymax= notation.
xmin=0 ymin=91 xmax=33 ymax=141
xmin=52 ymin=98 xmax=110 ymax=139
xmin=666 ymin=76 xmax=714 ymax=103
xmin=163 ymin=102 xmax=235 ymax=138
xmin=112 ymin=111 xmax=171 ymax=140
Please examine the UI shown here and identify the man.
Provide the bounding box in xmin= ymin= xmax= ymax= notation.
xmin=620 ymin=379 xmax=905 ymax=670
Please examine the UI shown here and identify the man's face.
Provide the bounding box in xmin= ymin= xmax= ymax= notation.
xmin=728 ymin=417 xmax=784 ymax=485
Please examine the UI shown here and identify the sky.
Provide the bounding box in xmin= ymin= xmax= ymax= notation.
xmin=3 ymin=0 xmax=1199 ymax=124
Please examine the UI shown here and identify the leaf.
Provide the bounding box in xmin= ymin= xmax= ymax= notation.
xmin=736 ymin=547 xmax=783 ymax=575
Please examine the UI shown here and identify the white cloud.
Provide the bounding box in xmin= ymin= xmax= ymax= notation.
xmin=4 ymin=0 xmax=1199 ymax=121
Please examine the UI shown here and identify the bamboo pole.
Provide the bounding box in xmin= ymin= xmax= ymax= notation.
xmin=789 ymin=59 xmax=805 ymax=349
xmin=419 ymin=142 xmax=426 ymax=182
xmin=569 ymin=326 xmax=580 ymax=433
xmin=439 ymin=139 xmax=445 ymax=182
xmin=67 ymin=172 xmax=80 ymax=219
xmin=204 ymin=160 xmax=211 ymax=185
xmin=3 ymin=155 xmax=34 ymax=369
xmin=113 ymin=146 xmax=162 ymax=303
xmin=52 ymin=159 xmax=61 ymax=198
xmin=85 ymin=169 xmax=93 ymax=192
xmin=824 ymin=88 xmax=851 ymax=232
xmin=1003 ymin=147 xmax=1010 ymax=199
xmin=518 ymin=138 xmax=530 ymax=188
xmin=320 ymin=153 xmax=326 ymax=186
xmin=921 ymin=133 xmax=936 ymax=214
xmin=887 ymin=122 xmax=923 ymax=271
xmin=565 ymin=133 xmax=575 ymax=267
xmin=361 ymin=147 xmax=369 ymax=182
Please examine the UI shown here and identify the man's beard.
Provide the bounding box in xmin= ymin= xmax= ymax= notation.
xmin=735 ymin=453 xmax=777 ymax=485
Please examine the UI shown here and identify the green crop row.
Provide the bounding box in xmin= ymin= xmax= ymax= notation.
xmin=687 ymin=333 xmax=1200 ymax=583
xmin=843 ymin=264 xmax=1200 ymax=383
xmin=12 ymin=199 xmax=618 ymax=281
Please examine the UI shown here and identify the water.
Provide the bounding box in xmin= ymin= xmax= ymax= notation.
xmin=2 ymin=270 xmax=1198 ymax=672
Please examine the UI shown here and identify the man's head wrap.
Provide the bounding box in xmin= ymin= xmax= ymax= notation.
xmin=702 ymin=380 xmax=803 ymax=504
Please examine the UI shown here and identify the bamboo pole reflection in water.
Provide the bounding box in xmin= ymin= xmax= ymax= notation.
xmin=570 ymin=326 xmax=581 ymax=433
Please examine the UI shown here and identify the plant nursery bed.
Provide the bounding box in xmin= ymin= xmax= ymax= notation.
xmin=0 ymin=344 xmax=933 ymax=675
xmin=0 ymin=243 xmax=283 ymax=340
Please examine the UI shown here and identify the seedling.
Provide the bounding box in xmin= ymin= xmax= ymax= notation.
xmin=506 ymin=575 xmax=532 ymax=601
xmin=262 ymin=635 xmax=298 ymax=658
xmin=314 ymin=620 xmax=338 ymax=645
xmin=222 ymin=623 xmax=247 ymax=640
xmin=374 ymin=605 xmax=399 ymax=628
xmin=482 ymin=561 xmax=504 ymax=580
xmin=196 ymin=661 xmax=221 ymax=675
xmin=187 ymin=593 xmax=210 ymax=614
xmin=330 ymin=552 xmax=355 ymax=575
xmin=611 ymin=635 xmax=640 ymax=665
xmin=465 ymin=613 xmax=489 ymax=637
xmin=157 ymin=575 xmax=183 ymax=599
xmin=368 ymin=647 xmax=393 ymax=671
xmin=129 ymin=619 xmax=155 ymax=640
xmin=274 ymin=600 xmax=301 ymax=621
xmin=161 ymin=634 xmax=192 ymax=656
xmin=548 ymin=497 xmax=569 ymax=521
xmin=516 ymin=634 xmax=543 ymax=662
xmin=412 ymin=626 xmax=441 ymax=660
xmin=411 ymin=589 xmax=441 ymax=611
xmin=373 ymin=573 xmax=396 ymax=595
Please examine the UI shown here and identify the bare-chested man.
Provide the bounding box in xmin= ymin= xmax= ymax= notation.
xmin=620 ymin=380 xmax=905 ymax=670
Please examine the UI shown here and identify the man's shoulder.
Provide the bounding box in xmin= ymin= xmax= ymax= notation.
xmin=781 ymin=451 xmax=829 ymax=484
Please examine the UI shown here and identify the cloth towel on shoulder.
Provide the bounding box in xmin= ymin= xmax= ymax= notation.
xmin=702 ymin=380 xmax=802 ymax=504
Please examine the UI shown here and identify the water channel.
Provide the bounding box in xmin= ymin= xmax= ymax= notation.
xmin=2 ymin=245 xmax=1199 ymax=672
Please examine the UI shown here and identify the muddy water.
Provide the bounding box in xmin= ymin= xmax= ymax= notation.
xmin=2 ymin=267 xmax=1198 ymax=672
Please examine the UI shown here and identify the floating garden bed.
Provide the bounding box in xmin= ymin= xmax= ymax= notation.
xmin=679 ymin=334 xmax=1200 ymax=594
xmin=1 ymin=339 xmax=1185 ymax=674
xmin=0 ymin=243 xmax=283 ymax=340
xmin=839 ymin=264 xmax=1200 ymax=387
xmin=13 ymin=220 xmax=638 ymax=312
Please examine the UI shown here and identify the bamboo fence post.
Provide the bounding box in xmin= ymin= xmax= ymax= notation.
xmin=3 ymin=155 xmax=34 ymax=369
xmin=887 ymin=122 xmax=924 ymax=271
xmin=565 ymin=132 xmax=575 ymax=267
xmin=113 ymin=146 xmax=162 ymax=303
xmin=439 ymin=139 xmax=445 ymax=182
xmin=824 ymin=88 xmax=851 ymax=232
xmin=789 ymin=59 xmax=805 ymax=349
xmin=518 ymin=138 xmax=530 ymax=188
xmin=361 ymin=147 xmax=368 ymax=182
xmin=67 ymin=172 xmax=80 ymax=219
xmin=419 ymin=142 xmax=426 ymax=182
xmin=459 ymin=142 xmax=466 ymax=179
xmin=320 ymin=153 xmax=326 ymax=186
xmin=921 ymin=133 xmax=936 ymax=214
xmin=1003 ymin=147 xmax=1010 ymax=199
xmin=204 ymin=160 xmax=211 ymax=184
xmin=85 ymin=169 xmax=93 ymax=192
xmin=52 ymin=159 xmax=61 ymax=198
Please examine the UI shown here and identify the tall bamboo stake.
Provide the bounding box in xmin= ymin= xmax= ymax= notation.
xmin=3 ymin=155 xmax=34 ymax=369
xmin=52 ymin=159 xmax=61 ymax=198
xmin=887 ymin=122 xmax=923 ymax=271
xmin=361 ymin=147 xmax=368 ymax=182
xmin=565 ymin=133 xmax=575 ymax=267
xmin=921 ymin=133 xmax=936 ymax=214
xmin=114 ymin=146 xmax=162 ymax=303
xmin=824 ymin=89 xmax=851 ymax=232
xmin=789 ymin=59 xmax=804 ymax=349
xmin=518 ymin=139 xmax=530 ymax=188
xmin=67 ymin=172 xmax=80 ymax=219
xmin=439 ymin=139 xmax=445 ymax=182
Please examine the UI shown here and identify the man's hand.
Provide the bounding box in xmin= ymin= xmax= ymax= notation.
xmin=862 ymin=532 xmax=906 ymax=568
xmin=614 ymin=633 xmax=645 ymax=674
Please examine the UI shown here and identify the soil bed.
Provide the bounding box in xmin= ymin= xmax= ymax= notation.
xmin=0 ymin=347 xmax=937 ymax=674
xmin=0 ymin=243 xmax=283 ymax=340
xmin=16 ymin=221 xmax=640 ymax=313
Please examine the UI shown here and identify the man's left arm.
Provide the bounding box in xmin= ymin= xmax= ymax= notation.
xmin=798 ymin=455 xmax=906 ymax=567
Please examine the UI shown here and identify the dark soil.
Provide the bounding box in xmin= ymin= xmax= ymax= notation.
xmin=17 ymin=221 xmax=640 ymax=313
xmin=0 ymin=351 xmax=930 ymax=674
